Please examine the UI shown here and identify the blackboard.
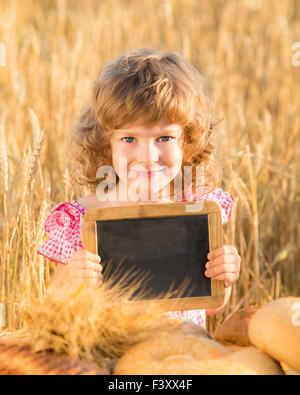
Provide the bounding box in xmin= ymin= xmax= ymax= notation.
xmin=82 ymin=200 xmax=225 ymax=311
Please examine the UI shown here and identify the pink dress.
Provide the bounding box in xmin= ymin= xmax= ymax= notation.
xmin=37 ymin=187 xmax=234 ymax=328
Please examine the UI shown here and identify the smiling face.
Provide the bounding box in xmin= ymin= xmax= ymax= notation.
xmin=110 ymin=118 xmax=184 ymax=202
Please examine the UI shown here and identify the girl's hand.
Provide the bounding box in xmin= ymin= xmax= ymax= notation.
xmin=204 ymin=245 xmax=240 ymax=316
xmin=204 ymin=245 xmax=241 ymax=288
xmin=49 ymin=249 xmax=102 ymax=292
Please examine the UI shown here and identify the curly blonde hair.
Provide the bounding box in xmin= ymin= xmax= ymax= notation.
xmin=69 ymin=47 xmax=221 ymax=199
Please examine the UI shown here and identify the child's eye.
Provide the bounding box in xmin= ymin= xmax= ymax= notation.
xmin=159 ymin=136 xmax=174 ymax=142
xmin=121 ymin=136 xmax=174 ymax=143
xmin=122 ymin=137 xmax=135 ymax=143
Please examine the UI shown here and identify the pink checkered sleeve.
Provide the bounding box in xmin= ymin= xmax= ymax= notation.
xmin=37 ymin=202 xmax=84 ymax=265
xmin=163 ymin=309 xmax=206 ymax=328
xmin=183 ymin=187 xmax=234 ymax=225
xmin=204 ymin=187 xmax=234 ymax=225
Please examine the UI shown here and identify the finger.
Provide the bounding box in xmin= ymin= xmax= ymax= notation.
xmin=72 ymin=260 xmax=102 ymax=273
xmin=205 ymin=254 xmax=238 ymax=269
xmin=73 ymin=250 xmax=101 ymax=264
xmin=97 ymin=273 xmax=103 ymax=287
xmin=205 ymin=263 xmax=238 ymax=278
xmin=96 ymin=265 xmax=102 ymax=274
xmin=207 ymin=245 xmax=238 ymax=260
xmin=83 ymin=250 xmax=101 ymax=264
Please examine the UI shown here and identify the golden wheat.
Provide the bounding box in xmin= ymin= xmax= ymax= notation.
xmin=0 ymin=0 xmax=298 ymax=335
xmin=23 ymin=276 xmax=187 ymax=368
xmin=0 ymin=132 xmax=8 ymax=195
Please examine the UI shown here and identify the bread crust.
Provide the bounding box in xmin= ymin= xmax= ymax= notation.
xmin=248 ymin=297 xmax=300 ymax=373
xmin=214 ymin=305 xmax=259 ymax=346
xmin=114 ymin=332 xmax=283 ymax=375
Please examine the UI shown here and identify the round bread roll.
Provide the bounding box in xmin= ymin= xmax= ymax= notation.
xmin=114 ymin=333 xmax=231 ymax=375
xmin=114 ymin=332 xmax=283 ymax=375
xmin=225 ymin=344 xmax=245 ymax=352
xmin=225 ymin=346 xmax=283 ymax=375
xmin=214 ymin=305 xmax=259 ymax=346
xmin=0 ymin=338 xmax=110 ymax=375
xmin=248 ymin=297 xmax=300 ymax=373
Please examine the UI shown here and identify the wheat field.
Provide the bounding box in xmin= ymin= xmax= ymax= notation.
xmin=0 ymin=0 xmax=299 ymax=334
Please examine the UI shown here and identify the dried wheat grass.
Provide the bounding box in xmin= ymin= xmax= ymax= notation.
xmin=23 ymin=268 xmax=191 ymax=369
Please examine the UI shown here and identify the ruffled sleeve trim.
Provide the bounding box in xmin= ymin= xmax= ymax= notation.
xmin=37 ymin=202 xmax=84 ymax=264
xmin=183 ymin=187 xmax=234 ymax=225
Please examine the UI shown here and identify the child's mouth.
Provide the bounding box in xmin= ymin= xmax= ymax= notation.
xmin=134 ymin=170 xmax=162 ymax=178
xmin=129 ymin=167 xmax=168 ymax=178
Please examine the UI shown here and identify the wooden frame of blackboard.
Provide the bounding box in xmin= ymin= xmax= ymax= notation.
xmin=82 ymin=200 xmax=225 ymax=310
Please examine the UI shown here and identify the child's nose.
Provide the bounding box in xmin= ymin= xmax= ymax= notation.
xmin=137 ymin=141 xmax=160 ymax=163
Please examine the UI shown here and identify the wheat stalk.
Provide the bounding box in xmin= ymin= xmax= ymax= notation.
xmin=10 ymin=112 xmax=46 ymax=248
xmin=254 ymin=144 xmax=264 ymax=177
xmin=28 ymin=108 xmax=41 ymax=149
xmin=232 ymin=174 xmax=252 ymax=221
xmin=34 ymin=199 xmax=48 ymax=253
xmin=0 ymin=128 xmax=8 ymax=196
xmin=63 ymin=165 xmax=72 ymax=201
xmin=0 ymin=127 xmax=9 ymax=303
xmin=24 ymin=110 xmax=46 ymax=187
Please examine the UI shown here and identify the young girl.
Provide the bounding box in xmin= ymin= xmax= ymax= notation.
xmin=38 ymin=48 xmax=241 ymax=328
